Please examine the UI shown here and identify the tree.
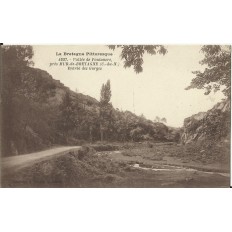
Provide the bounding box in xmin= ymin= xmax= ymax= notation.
xmin=99 ymin=80 xmax=112 ymax=141
xmin=1 ymin=45 xmax=34 ymax=155
xmin=2 ymin=45 xmax=34 ymax=70
xmin=154 ymin=116 xmax=160 ymax=122
xmin=108 ymin=45 xmax=167 ymax=73
xmin=130 ymin=127 xmax=144 ymax=142
xmin=186 ymin=45 xmax=231 ymax=98
xmin=2 ymin=45 xmax=34 ymax=99
xmin=58 ymin=92 xmax=79 ymax=142
xmin=82 ymin=107 xmax=99 ymax=143
xmin=100 ymin=80 xmax=111 ymax=104
xmin=161 ymin=117 xmax=167 ymax=123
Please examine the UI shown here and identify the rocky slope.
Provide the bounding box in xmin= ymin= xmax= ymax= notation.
xmin=181 ymin=99 xmax=230 ymax=144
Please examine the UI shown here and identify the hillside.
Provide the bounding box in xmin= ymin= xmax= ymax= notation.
xmin=2 ymin=66 xmax=179 ymax=156
xmin=181 ymin=99 xmax=230 ymax=144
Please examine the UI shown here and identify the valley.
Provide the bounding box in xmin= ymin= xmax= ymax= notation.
xmin=1 ymin=45 xmax=230 ymax=188
xmin=1 ymin=142 xmax=230 ymax=187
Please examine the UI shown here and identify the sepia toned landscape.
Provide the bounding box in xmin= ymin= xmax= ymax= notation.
xmin=0 ymin=45 xmax=230 ymax=187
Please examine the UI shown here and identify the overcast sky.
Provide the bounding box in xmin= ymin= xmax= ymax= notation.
xmin=33 ymin=45 xmax=225 ymax=127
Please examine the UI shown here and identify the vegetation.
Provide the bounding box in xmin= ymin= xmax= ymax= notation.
xmin=1 ymin=46 xmax=177 ymax=156
xmin=186 ymin=45 xmax=231 ymax=98
xmin=99 ymin=80 xmax=113 ymax=141
xmin=183 ymin=45 xmax=231 ymax=145
xmin=2 ymin=142 xmax=229 ymax=187
xmin=108 ymin=45 xmax=167 ymax=73
xmin=1 ymin=45 xmax=230 ymax=188
xmin=183 ymin=107 xmax=230 ymax=142
xmin=1 ymin=46 xmax=54 ymax=155
xmin=1 ymin=45 xmax=230 ymax=159
xmin=1 ymin=146 xmax=123 ymax=187
xmin=154 ymin=116 xmax=167 ymax=123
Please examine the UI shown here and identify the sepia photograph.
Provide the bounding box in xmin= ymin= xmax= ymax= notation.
xmin=0 ymin=45 xmax=231 ymax=187
xmin=1 ymin=1 xmax=232 ymax=232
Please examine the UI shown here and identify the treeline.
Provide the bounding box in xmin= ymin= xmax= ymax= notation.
xmin=1 ymin=46 xmax=180 ymax=156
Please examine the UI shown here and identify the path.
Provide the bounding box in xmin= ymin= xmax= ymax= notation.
xmin=1 ymin=146 xmax=80 ymax=171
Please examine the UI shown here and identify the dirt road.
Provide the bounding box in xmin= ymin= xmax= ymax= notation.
xmin=1 ymin=146 xmax=80 ymax=172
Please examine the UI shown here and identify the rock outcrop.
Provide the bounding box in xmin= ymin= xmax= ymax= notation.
xmin=181 ymin=99 xmax=230 ymax=144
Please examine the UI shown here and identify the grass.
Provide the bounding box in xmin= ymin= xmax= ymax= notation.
xmin=90 ymin=144 xmax=120 ymax=152
xmin=1 ymin=146 xmax=130 ymax=187
xmin=120 ymin=141 xmax=230 ymax=164
xmin=1 ymin=141 xmax=230 ymax=188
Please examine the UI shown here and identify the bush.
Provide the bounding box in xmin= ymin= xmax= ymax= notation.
xmin=90 ymin=144 xmax=120 ymax=151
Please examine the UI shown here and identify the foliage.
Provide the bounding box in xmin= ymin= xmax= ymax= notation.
xmin=2 ymin=45 xmax=34 ymax=67
xmin=2 ymin=147 xmax=124 ymax=187
xmin=90 ymin=144 xmax=120 ymax=152
xmin=2 ymin=47 xmax=178 ymax=156
xmin=186 ymin=45 xmax=231 ymax=98
xmin=130 ymin=127 xmax=144 ymax=142
xmin=161 ymin=117 xmax=167 ymax=123
xmin=99 ymin=80 xmax=113 ymax=141
xmin=154 ymin=116 xmax=167 ymax=123
xmin=2 ymin=46 xmax=35 ymax=155
xmin=57 ymin=92 xmax=79 ymax=141
xmin=183 ymin=104 xmax=230 ymax=142
xmin=100 ymin=80 xmax=111 ymax=105
xmin=108 ymin=45 xmax=167 ymax=73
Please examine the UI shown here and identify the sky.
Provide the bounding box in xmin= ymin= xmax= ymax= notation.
xmin=32 ymin=45 xmax=225 ymax=127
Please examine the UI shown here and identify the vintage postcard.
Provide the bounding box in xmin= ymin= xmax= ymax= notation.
xmin=0 ymin=45 xmax=230 ymax=187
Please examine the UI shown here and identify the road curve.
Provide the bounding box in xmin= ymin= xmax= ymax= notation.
xmin=1 ymin=146 xmax=80 ymax=171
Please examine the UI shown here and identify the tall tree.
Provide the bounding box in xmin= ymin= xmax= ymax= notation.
xmin=99 ymin=80 xmax=112 ymax=141
xmin=186 ymin=45 xmax=231 ymax=98
xmin=108 ymin=45 xmax=167 ymax=73
xmin=100 ymin=80 xmax=111 ymax=104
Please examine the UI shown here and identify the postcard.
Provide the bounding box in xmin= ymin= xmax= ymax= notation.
xmin=0 ymin=45 xmax=230 ymax=187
